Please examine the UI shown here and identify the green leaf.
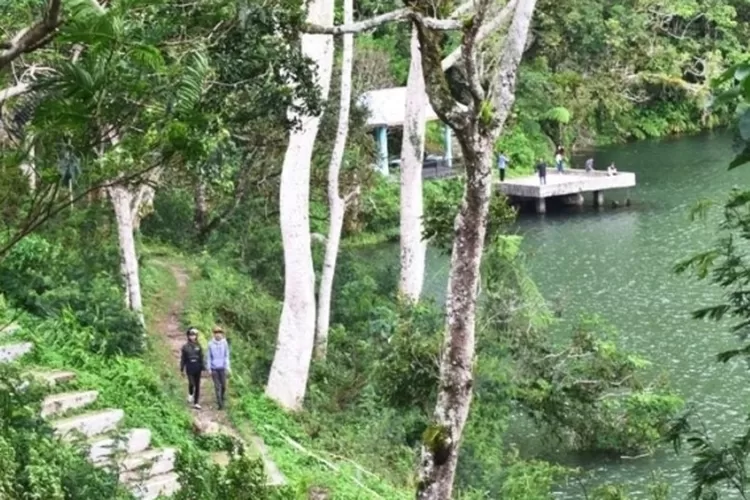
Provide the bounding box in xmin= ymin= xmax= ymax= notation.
xmin=542 ymin=106 xmax=571 ymax=124
xmin=129 ymin=45 xmax=165 ymax=72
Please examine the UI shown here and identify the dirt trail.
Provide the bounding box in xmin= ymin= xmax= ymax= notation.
xmin=154 ymin=261 xmax=285 ymax=485
xmin=157 ymin=263 xmax=238 ymax=435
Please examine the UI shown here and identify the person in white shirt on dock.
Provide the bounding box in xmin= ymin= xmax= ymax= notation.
xmin=585 ymin=158 xmax=594 ymax=172
xmin=555 ymin=145 xmax=565 ymax=173
xmin=607 ymin=163 xmax=618 ymax=176
xmin=497 ymin=151 xmax=509 ymax=182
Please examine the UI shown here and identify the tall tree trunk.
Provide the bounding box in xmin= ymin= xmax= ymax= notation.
xmin=194 ymin=172 xmax=208 ymax=234
xmin=266 ymin=0 xmax=334 ymax=410
xmin=314 ymin=0 xmax=354 ymax=361
xmin=399 ymin=28 xmax=428 ymax=303
xmin=415 ymin=1 xmax=536 ymax=498
xmin=108 ymin=183 xmax=144 ymax=326
xmin=415 ymin=132 xmax=492 ymax=500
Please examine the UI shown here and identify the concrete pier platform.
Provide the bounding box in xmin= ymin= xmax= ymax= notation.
xmin=498 ymin=169 xmax=635 ymax=213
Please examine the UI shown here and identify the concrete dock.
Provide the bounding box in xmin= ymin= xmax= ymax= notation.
xmin=498 ymin=168 xmax=636 ymax=213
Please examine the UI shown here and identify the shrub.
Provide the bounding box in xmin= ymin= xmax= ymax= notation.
xmin=0 ymin=236 xmax=144 ymax=356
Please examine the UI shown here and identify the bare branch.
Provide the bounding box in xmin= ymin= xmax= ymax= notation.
xmin=0 ymin=0 xmax=63 ymax=70
xmin=0 ymin=83 xmax=30 ymax=103
xmin=441 ymin=0 xmax=518 ymax=70
xmin=343 ymin=185 xmax=360 ymax=205
xmin=461 ymin=0 xmax=493 ymax=106
xmin=304 ymin=8 xmax=410 ymax=34
xmin=488 ymin=0 xmax=537 ymax=128
xmin=0 ymin=65 xmax=54 ymax=104
xmin=304 ymin=8 xmax=463 ymax=35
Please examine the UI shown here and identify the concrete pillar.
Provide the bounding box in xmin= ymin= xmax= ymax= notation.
xmin=593 ymin=190 xmax=604 ymax=207
xmin=564 ymin=193 xmax=584 ymax=206
xmin=443 ymin=125 xmax=453 ymax=168
xmin=536 ymin=197 xmax=546 ymax=214
xmin=376 ymin=126 xmax=389 ymax=175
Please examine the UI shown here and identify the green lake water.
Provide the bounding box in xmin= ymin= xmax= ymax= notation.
xmin=513 ymin=132 xmax=750 ymax=497
xmin=359 ymin=131 xmax=750 ymax=496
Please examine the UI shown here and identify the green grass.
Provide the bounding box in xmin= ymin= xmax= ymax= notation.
xmin=168 ymin=249 xmax=415 ymax=499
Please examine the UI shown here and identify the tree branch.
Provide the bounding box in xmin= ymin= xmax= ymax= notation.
xmin=441 ymin=0 xmax=518 ymax=70
xmin=461 ymin=0 xmax=493 ymax=106
xmin=304 ymin=8 xmax=464 ymax=35
xmin=304 ymin=8 xmax=410 ymax=34
xmin=0 ymin=161 xmax=161 ymax=261
xmin=488 ymin=0 xmax=537 ymax=130
xmin=0 ymin=83 xmax=30 ymax=103
xmin=0 ymin=0 xmax=63 ymax=70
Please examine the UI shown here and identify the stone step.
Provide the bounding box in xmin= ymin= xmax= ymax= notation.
xmin=52 ymin=409 xmax=124 ymax=439
xmin=130 ymin=472 xmax=180 ymax=500
xmin=28 ymin=370 xmax=77 ymax=386
xmin=41 ymin=390 xmax=99 ymax=418
xmin=119 ymin=448 xmax=177 ymax=483
xmin=0 ymin=342 xmax=33 ymax=364
xmin=89 ymin=428 xmax=152 ymax=463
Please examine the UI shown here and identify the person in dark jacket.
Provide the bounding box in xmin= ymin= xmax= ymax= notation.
xmin=536 ymin=158 xmax=547 ymax=185
xmin=180 ymin=327 xmax=205 ymax=410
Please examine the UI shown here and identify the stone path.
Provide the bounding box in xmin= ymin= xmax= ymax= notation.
xmin=0 ymin=326 xmax=179 ymax=499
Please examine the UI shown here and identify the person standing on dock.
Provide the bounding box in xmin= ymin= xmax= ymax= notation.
xmin=497 ymin=151 xmax=509 ymax=182
xmin=536 ymin=158 xmax=547 ymax=185
xmin=555 ymin=151 xmax=564 ymax=173
xmin=585 ymin=158 xmax=594 ymax=172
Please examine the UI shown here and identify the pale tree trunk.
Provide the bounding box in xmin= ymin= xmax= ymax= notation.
xmin=106 ymin=168 xmax=160 ymax=327
xmin=314 ymin=0 xmax=354 ymax=361
xmin=108 ymin=183 xmax=144 ymax=326
xmin=398 ymin=28 xmax=428 ymax=303
xmin=19 ymin=139 xmax=37 ymax=191
xmin=193 ymin=172 xmax=208 ymax=233
xmin=266 ymin=0 xmax=335 ymax=410
xmin=398 ymin=0 xmax=516 ymax=303
xmin=415 ymin=1 xmax=537 ymax=498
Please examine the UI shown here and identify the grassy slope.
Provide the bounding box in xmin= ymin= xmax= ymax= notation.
xmin=144 ymin=246 xmax=413 ymax=499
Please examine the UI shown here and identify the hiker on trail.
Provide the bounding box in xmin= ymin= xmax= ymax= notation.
xmin=180 ymin=327 xmax=205 ymax=410
xmin=536 ymin=158 xmax=547 ymax=185
xmin=208 ymin=326 xmax=231 ymax=410
xmin=497 ymin=151 xmax=509 ymax=182
xmin=585 ymin=158 xmax=594 ymax=172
